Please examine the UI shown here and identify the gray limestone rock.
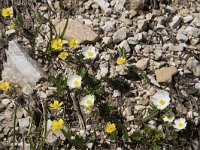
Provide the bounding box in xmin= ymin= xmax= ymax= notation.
xmin=2 ymin=41 xmax=47 ymax=89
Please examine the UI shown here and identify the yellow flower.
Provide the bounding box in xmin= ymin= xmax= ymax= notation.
xmin=0 ymin=81 xmax=10 ymax=91
xmin=58 ymin=52 xmax=69 ymax=60
xmin=68 ymin=38 xmax=78 ymax=49
xmin=9 ymin=22 xmax=15 ymax=29
xmin=116 ymin=57 xmax=126 ymax=65
xmin=49 ymin=100 xmax=63 ymax=110
xmin=105 ymin=122 xmax=116 ymax=134
xmin=51 ymin=118 xmax=64 ymax=133
xmin=1 ymin=7 xmax=13 ymax=18
xmin=51 ymin=38 xmax=63 ymax=50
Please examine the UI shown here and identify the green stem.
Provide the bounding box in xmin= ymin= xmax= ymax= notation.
xmin=12 ymin=105 xmax=17 ymax=150
xmin=142 ymin=109 xmax=159 ymax=123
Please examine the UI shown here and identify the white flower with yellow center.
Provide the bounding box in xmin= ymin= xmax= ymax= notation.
xmin=67 ymin=74 xmax=82 ymax=89
xmin=173 ymin=118 xmax=187 ymax=130
xmin=82 ymin=107 xmax=93 ymax=114
xmin=163 ymin=112 xmax=175 ymax=123
xmin=82 ymin=46 xmax=98 ymax=59
xmin=80 ymin=94 xmax=95 ymax=107
xmin=151 ymin=90 xmax=171 ymax=110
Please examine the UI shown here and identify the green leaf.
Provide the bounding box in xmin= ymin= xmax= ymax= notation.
xmin=151 ymin=145 xmax=161 ymax=150
xmin=60 ymin=17 xmax=69 ymax=39
xmin=131 ymin=132 xmax=142 ymax=141
xmin=154 ymin=130 xmax=164 ymax=141
xmin=122 ymin=126 xmax=129 ymax=143
xmin=144 ymin=126 xmax=152 ymax=134
xmin=141 ymin=109 xmax=159 ymax=123
xmin=98 ymin=102 xmax=117 ymax=122
xmin=110 ymin=131 xmax=117 ymax=140
xmin=74 ymin=135 xmax=85 ymax=149
xmin=15 ymin=15 xmax=24 ymax=27
xmin=77 ymin=67 xmax=87 ymax=78
xmin=61 ymin=129 xmax=72 ymax=142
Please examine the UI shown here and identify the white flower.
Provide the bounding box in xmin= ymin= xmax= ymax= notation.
xmin=163 ymin=112 xmax=175 ymax=123
xmin=67 ymin=74 xmax=82 ymax=89
xmin=151 ymin=90 xmax=171 ymax=110
xmin=173 ymin=118 xmax=187 ymax=130
xmin=82 ymin=107 xmax=93 ymax=114
xmin=80 ymin=95 xmax=95 ymax=107
xmin=82 ymin=46 xmax=98 ymax=59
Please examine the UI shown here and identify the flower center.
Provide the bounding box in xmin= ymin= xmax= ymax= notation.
xmin=159 ymin=99 xmax=166 ymax=105
xmin=87 ymin=51 xmax=94 ymax=57
xmin=73 ymin=80 xmax=80 ymax=86
xmin=167 ymin=115 xmax=173 ymax=120
xmin=177 ymin=122 xmax=184 ymax=128
xmin=86 ymin=99 xmax=92 ymax=105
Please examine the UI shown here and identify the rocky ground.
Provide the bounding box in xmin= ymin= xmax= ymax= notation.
xmin=0 ymin=0 xmax=200 ymax=149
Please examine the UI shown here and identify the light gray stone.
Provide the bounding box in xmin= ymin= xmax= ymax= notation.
xmin=195 ymin=82 xmax=200 ymax=90
xmin=176 ymin=103 xmax=187 ymax=114
xmin=186 ymin=57 xmax=200 ymax=77
xmin=192 ymin=18 xmax=200 ymax=27
xmin=153 ymin=49 xmax=162 ymax=60
xmin=56 ymin=19 xmax=100 ymax=44
xmin=96 ymin=61 xmax=109 ymax=79
xmin=102 ymin=37 xmax=112 ymax=46
xmin=94 ymin=0 xmax=111 ymax=13
xmin=146 ymin=13 xmax=153 ymax=21
xmin=118 ymin=40 xmax=131 ymax=52
xmin=116 ymin=65 xmax=129 ymax=75
xmin=2 ymin=41 xmax=46 ymax=88
xmin=113 ymin=27 xmax=127 ymax=43
xmin=169 ymin=44 xmax=184 ymax=52
xmin=102 ymin=20 xmax=116 ymax=32
xmin=18 ymin=117 xmax=30 ymax=128
xmin=135 ymin=58 xmax=149 ymax=70
xmin=1 ymin=99 xmax=11 ymax=106
xmin=185 ymin=26 xmax=200 ymax=38
xmin=169 ymin=15 xmax=182 ymax=29
xmin=127 ymin=37 xmax=138 ymax=45
xmin=137 ymin=19 xmax=148 ymax=31
xmin=127 ymin=0 xmax=143 ymax=10
xmin=176 ymin=32 xmax=188 ymax=42
xmin=113 ymin=90 xmax=121 ymax=98
xmin=129 ymin=10 xmax=137 ymax=18
xmin=22 ymin=84 xmax=33 ymax=95
xmin=127 ymin=115 xmax=134 ymax=121
xmin=183 ymin=15 xmax=193 ymax=23
xmin=114 ymin=0 xmax=126 ymax=12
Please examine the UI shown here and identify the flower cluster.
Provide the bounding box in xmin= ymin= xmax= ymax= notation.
xmin=80 ymin=94 xmax=95 ymax=114
xmin=49 ymin=100 xmax=64 ymax=133
xmin=50 ymin=38 xmax=78 ymax=61
xmin=151 ymin=90 xmax=187 ymax=130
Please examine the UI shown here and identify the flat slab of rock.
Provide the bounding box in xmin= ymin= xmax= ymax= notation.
xmin=2 ymin=41 xmax=46 ymax=88
xmin=155 ymin=66 xmax=178 ymax=82
xmin=56 ymin=19 xmax=100 ymax=44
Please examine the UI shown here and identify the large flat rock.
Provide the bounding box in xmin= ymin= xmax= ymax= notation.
xmin=2 ymin=41 xmax=47 ymax=88
xmin=56 ymin=19 xmax=100 ymax=44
